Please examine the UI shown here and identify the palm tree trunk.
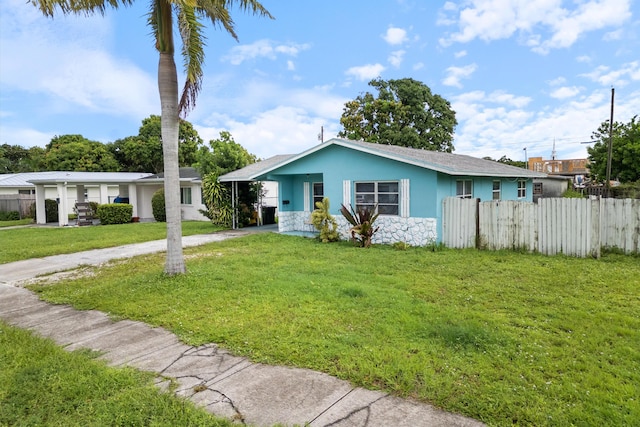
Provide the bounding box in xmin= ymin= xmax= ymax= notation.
xmin=158 ymin=51 xmax=186 ymax=275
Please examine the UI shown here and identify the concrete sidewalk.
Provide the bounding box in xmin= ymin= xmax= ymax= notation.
xmin=0 ymin=232 xmax=484 ymax=426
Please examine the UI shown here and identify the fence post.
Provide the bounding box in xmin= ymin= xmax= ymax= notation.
xmin=590 ymin=197 xmax=601 ymax=259
xmin=475 ymin=198 xmax=481 ymax=249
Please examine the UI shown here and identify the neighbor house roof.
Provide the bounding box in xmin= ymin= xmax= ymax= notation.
xmin=218 ymin=155 xmax=296 ymax=182
xmin=0 ymin=171 xmax=153 ymax=187
xmin=219 ymin=138 xmax=547 ymax=181
xmin=138 ymin=167 xmax=202 ymax=183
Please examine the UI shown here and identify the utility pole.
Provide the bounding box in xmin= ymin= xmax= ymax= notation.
xmin=318 ymin=126 xmax=324 ymax=143
xmin=605 ymin=87 xmax=615 ymax=188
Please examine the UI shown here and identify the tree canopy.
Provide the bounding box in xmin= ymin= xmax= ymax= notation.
xmin=109 ymin=115 xmax=203 ymax=173
xmin=338 ymin=78 xmax=457 ymax=152
xmin=44 ymin=135 xmax=120 ymax=171
xmin=0 ymin=144 xmax=46 ymax=173
xmin=194 ymin=131 xmax=257 ymax=177
xmin=587 ymin=115 xmax=640 ymax=183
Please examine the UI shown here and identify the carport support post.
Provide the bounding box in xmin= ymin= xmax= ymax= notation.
xmin=128 ymin=183 xmax=138 ymax=217
xmin=35 ymin=184 xmax=46 ymax=224
xmin=56 ymin=182 xmax=69 ymax=226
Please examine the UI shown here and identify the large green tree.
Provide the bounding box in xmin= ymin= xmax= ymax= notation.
xmin=110 ymin=115 xmax=203 ymax=173
xmin=44 ymin=135 xmax=120 ymax=171
xmin=0 ymin=144 xmax=46 ymax=173
xmin=194 ymin=130 xmax=256 ymax=176
xmin=196 ymin=131 xmax=258 ymax=228
xmin=30 ymin=0 xmax=272 ymax=275
xmin=587 ymin=115 xmax=640 ymax=183
xmin=339 ymin=78 xmax=457 ymax=152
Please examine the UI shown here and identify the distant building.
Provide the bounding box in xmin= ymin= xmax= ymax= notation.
xmin=527 ymin=156 xmax=589 ymax=201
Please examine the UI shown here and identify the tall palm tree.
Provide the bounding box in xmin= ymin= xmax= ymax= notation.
xmin=29 ymin=0 xmax=272 ymax=275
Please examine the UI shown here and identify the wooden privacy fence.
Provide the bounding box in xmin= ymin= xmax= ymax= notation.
xmin=0 ymin=194 xmax=35 ymax=219
xmin=442 ymin=197 xmax=640 ymax=257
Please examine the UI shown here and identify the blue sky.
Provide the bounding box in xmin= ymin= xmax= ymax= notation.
xmin=1 ymin=0 xmax=638 ymax=162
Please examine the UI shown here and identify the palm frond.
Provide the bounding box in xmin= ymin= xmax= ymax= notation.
xmin=177 ymin=5 xmax=205 ymax=115
xmin=29 ymin=0 xmax=133 ymax=17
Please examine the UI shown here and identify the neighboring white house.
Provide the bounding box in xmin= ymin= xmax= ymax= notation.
xmin=0 ymin=168 xmax=278 ymax=226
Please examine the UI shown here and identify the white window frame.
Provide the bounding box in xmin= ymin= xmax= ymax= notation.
xmin=180 ymin=187 xmax=192 ymax=205
xmin=313 ymin=182 xmax=324 ymax=207
xmin=456 ymin=180 xmax=473 ymax=199
xmin=355 ymin=181 xmax=399 ymax=216
xmin=492 ymin=180 xmax=501 ymax=200
xmin=517 ymin=180 xmax=527 ymax=199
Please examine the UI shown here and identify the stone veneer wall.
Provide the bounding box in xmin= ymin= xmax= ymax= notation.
xmin=279 ymin=211 xmax=437 ymax=246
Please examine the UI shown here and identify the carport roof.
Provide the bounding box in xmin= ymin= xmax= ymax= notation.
xmin=19 ymin=171 xmax=153 ymax=185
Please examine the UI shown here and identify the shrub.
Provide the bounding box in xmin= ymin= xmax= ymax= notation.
xmin=200 ymin=174 xmax=231 ymax=227
xmin=562 ymin=188 xmax=585 ymax=198
xmin=89 ymin=201 xmax=100 ymax=219
xmin=151 ymin=189 xmax=166 ymax=222
xmin=45 ymin=199 xmax=58 ymax=223
xmin=0 ymin=211 xmax=20 ymax=221
xmin=97 ymin=203 xmax=133 ymax=225
xmin=310 ymin=197 xmax=339 ymax=242
xmin=340 ymin=204 xmax=380 ymax=248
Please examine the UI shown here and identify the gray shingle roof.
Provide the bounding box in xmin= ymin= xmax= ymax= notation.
xmin=218 ymin=138 xmax=547 ymax=181
xmin=218 ymin=155 xmax=296 ymax=181
xmin=139 ymin=167 xmax=202 ymax=182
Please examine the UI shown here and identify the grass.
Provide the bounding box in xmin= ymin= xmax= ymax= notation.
xmin=28 ymin=233 xmax=640 ymax=426
xmin=0 ymin=321 xmax=236 ymax=426
xmin=0 ymin=221 xmax=223 ymax=264
xmin=0 ymin=218 xmax=33 ymax=228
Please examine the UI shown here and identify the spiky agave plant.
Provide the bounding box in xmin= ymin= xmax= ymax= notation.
xmin=340 ymin=204 xmax=380 ymax=248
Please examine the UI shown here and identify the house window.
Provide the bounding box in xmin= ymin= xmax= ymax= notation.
xmin=355 ymin=181 xmax=399 ymax=215
xmin=533 ymin=182 xmax=543 ymax=196
xmin=180 ymin=187 xmax=192 ymax=204
xmin=492 ymin=181 xmax=501 ymax=200
xmin=456 ymin=180 xmax=473 ymax=199
xmin=18 ymin=189 xmax=35 ymax=195
xmin=313 ymin=182 xmax=324 ymax=207
xmin=517 ymin=181 xmax=527 ymax=198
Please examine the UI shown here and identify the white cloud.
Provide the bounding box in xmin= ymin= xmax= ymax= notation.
xmin=413 ymin=62 xmax=425 ymax=71
xmin=576 ymin=55 xmax=592 ymax=63
xmin=382 ymin=27 xmax=408 ymax=45
xmin=548 ymin=76 xmax=567 ymax=86
xmin=0 ymin=126 xmax=54 ymax=149
xmin=191 ymin=80 xmax=348 ymax=158
xmin=442 ymin=63 xmax=477 ymax=88
xmin=450 ymin=88 xmax=640 ymax=161
xmin=388 ymin=50 xmax=405 ymax=68
xmin=223 ymin=40 xmax=311 ymax=65
xmin=454 ymin=50 xmax=467 ymax=58
xmin=580 ymin=61 xmax=640 ymax=86
xmin=287 ymin=60 xmax=295 ymax=71
xmin=345 ymin=63 xmax=386 ymax=81
xmin=438 ymin=0 xmax=632 ymax=54
xmin=550 ymin=86 xmax=582 ymax=99
xmin=0 ymin=0 xmax=156 ymax=118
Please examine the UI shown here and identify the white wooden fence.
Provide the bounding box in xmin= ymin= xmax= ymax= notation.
xmin=442 ymin=197 xmax=640 ymax=257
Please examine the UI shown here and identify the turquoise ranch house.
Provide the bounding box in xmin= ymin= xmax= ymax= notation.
xmin=220 ymin=138 xmax=547 ymax=246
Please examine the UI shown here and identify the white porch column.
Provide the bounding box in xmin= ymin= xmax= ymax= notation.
xmin=56 ymin=183 xmax=69 ymax=226
xmin=35 ymin=184 xmax=46 ymax=224
xmin=128 ymin=183 xmax=138 ymax=217
xmin=99 ymin=184 xmax=109 ymax=204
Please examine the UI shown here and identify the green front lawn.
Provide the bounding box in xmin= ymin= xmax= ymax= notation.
xmin=0 ymin=221 xmax=223 ymax=264
xmin=0 ymin=322 xmax=235 ymax=426
xmin=29 ymin=233 xmax=640 ymax=426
